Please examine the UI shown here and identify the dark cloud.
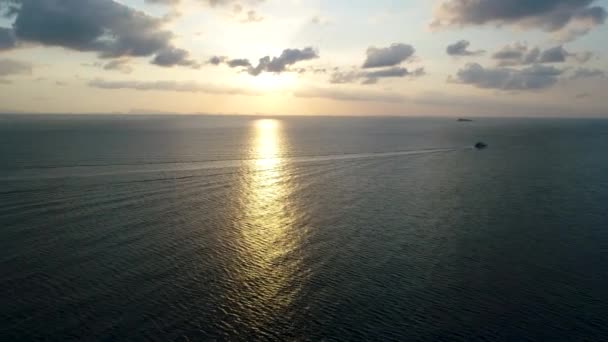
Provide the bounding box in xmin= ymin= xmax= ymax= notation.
xmin=450 ymin=63 xmax=564 ymax=90
xmin=492 ymin=43 xmax=587 ymax=66
xmin=207 ymin=56 xmax=226 ymax=65
xmin=152 ymin=47 xmax=198 ymax=67
xmin=331 ymin=67 xmax=425 ymax=85
xmin=0 ymin=58 xmax=31 ymax=76
xmin=362 ymin=43 xmax=415 ymax=69
xmin=247 ymin=47 xmax=319 ymax=76
xmin=210 ymin=48 xmax=319 ymax=75
xmin=432 ymin=0 xmax=606 ymax=38
xmin=539 ymin=45 xmax=568 ymax=63
xmin=446 ymin=40 xmax=485 ymax=56
xmin=3 ymin=0 xmax=195 ymax=67
xmin=227 ymin=58 xmax=251 ymax=68
xmin=88 ymin=79 xmax=260 ymax=95
xmin=492 ymin=43 xmax=542 ymax=66
xmin=0 ymin=27 xmax=17 ymax=50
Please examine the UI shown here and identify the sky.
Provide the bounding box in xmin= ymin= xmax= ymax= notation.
xmin=0 ymin=0 xmax=607 ymax=116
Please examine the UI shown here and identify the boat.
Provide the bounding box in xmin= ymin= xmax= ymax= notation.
xmin=457 ymin=118 xmax=473 ymax=122
xmin=474 ymin=142 xmax=488 ymax=149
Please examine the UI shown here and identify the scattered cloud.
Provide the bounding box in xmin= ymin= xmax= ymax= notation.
xmin=103 ymin=59 xmax=133 ymax=74
xmin=325 ymin=43 xmax=423 ymax=85
xmin=213 ymin=47 xmax=319 ymax=76
xmin=207 ymin=56 xmax=226 ymax=65
xmin=4 ymin=0 xmax=196 ymax=68
xmin=569 ymin=68 xmax=607 ymax=80
xmin=363 ymin=43 xmax=415 ymax=69
xmin=446 ymin=40 xmax=485 ymax=56
xmin=330 ymin=67 xmax=425 ymax=85
xmin=152 ymin=47 xmax=199 ymax=67
xmin=248 ymin=47 xmax=319 ymax=75
xmin=432 ymin=0 xmax=607 ymax=39
xmin=88 ymin=79 xmax=261 ymax=95
xmin=492 ymin=43 xmax=592 ymax=66
xmin=450 ymin=63 xmax=564 ymax=91
xmin=227 ymin=58 xmax=251 ymax=68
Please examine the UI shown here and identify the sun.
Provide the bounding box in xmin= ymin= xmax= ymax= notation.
xmin=249 ymin=73 xmax=297 ymax=91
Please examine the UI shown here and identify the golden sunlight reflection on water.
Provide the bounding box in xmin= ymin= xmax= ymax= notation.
xmin=231 ymin=119 xmax=303 ymax=331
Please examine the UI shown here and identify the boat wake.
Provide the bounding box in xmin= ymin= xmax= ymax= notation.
xmin=1 ymin=147 xmax=460 ymax=181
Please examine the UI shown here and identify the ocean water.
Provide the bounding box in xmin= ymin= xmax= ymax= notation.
xmin=1 ymin=115 xmax=607 ymax=341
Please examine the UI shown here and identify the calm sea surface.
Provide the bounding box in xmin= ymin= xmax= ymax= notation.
xmin=1 ymin=115 xmax=607 ymax=341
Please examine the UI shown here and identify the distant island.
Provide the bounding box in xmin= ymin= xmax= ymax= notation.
xmin=457 ymin=118 xmax=474 ymax=122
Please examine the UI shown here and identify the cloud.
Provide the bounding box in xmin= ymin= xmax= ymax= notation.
xmin=0 ymin=27 xmax=17 ymax=50
xmin=569 ymin=68 xmax=607 ymax=80
xmin=88 ymin=79 xmax=261 ymax=95
xmin=492 ymin=43 xmax=540 ymax=66
xmin=214 ymin=47 xmax=319 ymax=76
xmin=241 ymin=10 xmax=263 ymax=23
xmin=432 ymin=0 xmax=607 ymax=38
xmin=362 ymin=43 xmax=415 ymax=69
xmin=152 ymin=47 xmax=198 ymax=67
xmin=103 ymin=59 xmax=133 ymax=74
xmin=293 ymin=87 xmax=405 ymax=103
xmin=573 ymin=51 xmax=594 ymax=63
xmin=145 ymin=0 xmax=180 ymax=5
xmin=0 ymin=58 xmax=32 ymax=77
xmin=4 ymin=0 xmax=195 ymax=67
xmin=330 ymin=67 xmax=425 ymax=85
xmin=450 ymin=63 xmax=564 ymax=90
xmin=143 ymin=0 xmax=264 ymax=6
xmin=492 ymin=43 xmax=591 ymax=66
xmin=227 ymin=58 xmax=251 ymax=68
xmin=446 ymin=40 xmax=485 ymax=56
xmin=207 ymin=56 xmax=226 ymax=65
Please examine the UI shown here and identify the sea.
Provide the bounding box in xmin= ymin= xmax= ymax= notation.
xmin=1 ymin=115 xmax=607 ymax=341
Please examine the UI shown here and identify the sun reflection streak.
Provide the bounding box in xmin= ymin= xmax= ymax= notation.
xmin=230 ymin=119 xmax=302 ymax=332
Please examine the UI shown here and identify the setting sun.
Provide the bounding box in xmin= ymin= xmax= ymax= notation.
xmin=248 ymin=73 xmax=297 ymax=91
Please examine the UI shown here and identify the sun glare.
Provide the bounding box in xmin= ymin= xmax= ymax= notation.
xmin=249 ymin=73 xmax=296 ymax=91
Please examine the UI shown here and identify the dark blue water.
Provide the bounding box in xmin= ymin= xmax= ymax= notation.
xmin=1 ymin=115 xmax=607 ymax=341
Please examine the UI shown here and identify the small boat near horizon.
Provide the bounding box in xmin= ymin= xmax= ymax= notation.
xmin=475 ymin=142 xmax=488 ymax=149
